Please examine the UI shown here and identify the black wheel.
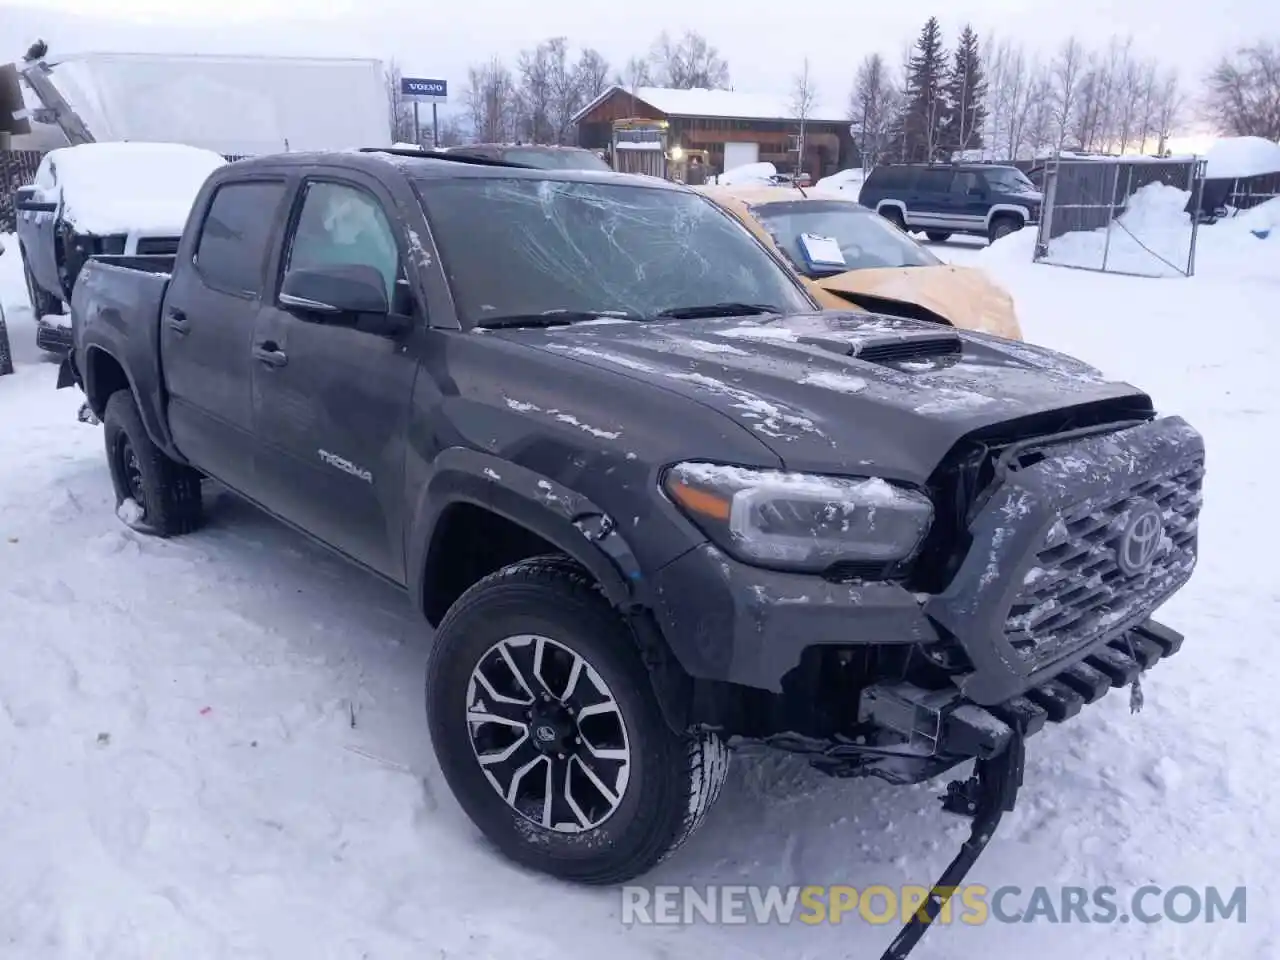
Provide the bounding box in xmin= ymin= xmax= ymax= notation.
xmin=0 ymin=311 xmax=13 ymax=377
xmin=880 ymin=207 xmax=907 ymax=231
xmin=426 ymin=556 xmax=729 ymax=885
xmin=102 ymin=389 xmax=203 ymax=536
xmin=988 ymin=216 xmax=1022 ymax=243
xmin=22 ymin=256 xmax=63 ymax=317
xmin=925 ymin=231 xmax=952 ymax=243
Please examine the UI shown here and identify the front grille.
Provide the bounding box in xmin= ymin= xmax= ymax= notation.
xmin=136 ymin=237 xmax=180 ymax=255
xmin=1004 ymin=458 xmax=1204 ymax=667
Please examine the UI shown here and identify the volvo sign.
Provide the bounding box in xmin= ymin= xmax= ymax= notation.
xmin=400 ymin=77 xmax=447 ymax=103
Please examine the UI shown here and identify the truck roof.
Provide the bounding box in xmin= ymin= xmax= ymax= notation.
xmin=222 ymin=148 xmax=683 ymax=189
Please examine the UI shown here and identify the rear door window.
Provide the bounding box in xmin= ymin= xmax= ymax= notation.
xmin=914 ymin=169 xmax=953 ymax=195
xmin=952 ymin=171 xmax=982 ymax=195
xmin=194 ymin=180 xmax=288 ymax=297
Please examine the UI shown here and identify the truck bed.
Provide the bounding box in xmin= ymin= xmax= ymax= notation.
xmin=70 ymin=256 xmax=175 ymax=452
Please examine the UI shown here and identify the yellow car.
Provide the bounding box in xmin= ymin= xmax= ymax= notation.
xmin=696 ymin=185 xmax=1024 ymax=341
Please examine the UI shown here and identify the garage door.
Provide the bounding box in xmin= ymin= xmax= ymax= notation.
xmin=723 ymin=142 xmax=760 ymax=172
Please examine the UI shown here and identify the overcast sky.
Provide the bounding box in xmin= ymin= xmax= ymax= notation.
xmin=4 ymin=0 xmax=1276 ymax=122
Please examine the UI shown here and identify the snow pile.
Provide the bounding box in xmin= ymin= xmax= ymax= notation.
xmin=985 ymin=185 xmax=1277 ymax=283
xmin=1031 ymin=182 xmax=1198 ymax=277
xmin=813 ymin=168 xmax=866 ymax=195
xmin=713 ymin=161 xmax=778 ymax=186
xmin=44 ymin=142 xmax=226 ymax=236
xmin=1203 ymin=136 xmax=1280 ymax=180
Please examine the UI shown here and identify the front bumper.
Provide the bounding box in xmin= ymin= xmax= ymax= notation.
xmin=650 ymin=414 xmax=1204 ymax=774
xmin=844 ymin=617 xmax=1184 ymax=783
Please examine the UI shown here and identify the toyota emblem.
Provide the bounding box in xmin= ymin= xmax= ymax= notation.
xmin=1116 ymin=500 xmax=1164 ymax=576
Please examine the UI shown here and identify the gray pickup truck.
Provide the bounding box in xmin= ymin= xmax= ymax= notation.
xmin=60 ymin=146 xmax=1205 ymax=959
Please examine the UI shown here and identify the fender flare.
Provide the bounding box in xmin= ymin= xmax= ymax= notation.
xmin=876 ymin=199 xmax=908 ymax=222
xmin=408 ymin=447 xmax=648 ymax=618
xmin=986 ymin=204 xmax=1031 ymax=228
xmin=81 ymin=341 xmax=183 ymax=461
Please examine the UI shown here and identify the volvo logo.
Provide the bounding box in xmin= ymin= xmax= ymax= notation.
xmin=1116 ymin=500 xmax=1164 ymax=576
xmin=534 ymin=724 xmax=558 ymax=743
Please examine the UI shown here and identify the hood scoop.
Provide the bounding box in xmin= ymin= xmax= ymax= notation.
xmin=797 ymin=328 xmax=963 ymax=365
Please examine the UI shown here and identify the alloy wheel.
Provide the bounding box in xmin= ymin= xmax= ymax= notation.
xmin=465 ymin=633 xmax=631 ymax=832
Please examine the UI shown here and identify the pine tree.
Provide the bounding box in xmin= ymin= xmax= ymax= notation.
xmin=901 ymin=17 xmax=948 ymax=162
xmin=941 ymin=25 xmax=988 ymax=156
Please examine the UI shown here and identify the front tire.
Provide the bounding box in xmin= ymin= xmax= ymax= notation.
xmin=102 ymin=389 xmax=204 ymax=536
xmin=426 ymin=556 xmax=728 ymax=884
xmin=988 ymin=216 xmax=1022 ymax=243
xmin=925 ymin=231 xmax=952 ymax=243
xmin=0 ymin=309 xmax=13 ymax=376
xmin=23 ymin=257 xmax=63 ymax=318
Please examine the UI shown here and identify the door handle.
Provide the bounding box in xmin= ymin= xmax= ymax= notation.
xmin=166 ymin=307 xmax=190 ymax=335
xmin=253 ymin=342 xmax=288 ymax=368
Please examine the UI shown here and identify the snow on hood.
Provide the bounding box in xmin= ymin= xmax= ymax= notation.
xmin=715 ymin=162 xmax=778 ymax=187
xmin=489 ymin=311 xmax=1145 ymax=479
xmin=813 ymin=168 xmax=866 ymax=194
xmin=47 ymin=141 xmax=226 ymax=236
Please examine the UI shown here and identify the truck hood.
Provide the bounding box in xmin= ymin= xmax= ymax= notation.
xmin=812 ymin=264 xmax=1024 ymax=341
xmin=491 ymin=311 xmax=1151 ymax=483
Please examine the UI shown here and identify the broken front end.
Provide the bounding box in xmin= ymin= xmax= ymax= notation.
xmin=653 ymin=411 xmax=1204 ymax=958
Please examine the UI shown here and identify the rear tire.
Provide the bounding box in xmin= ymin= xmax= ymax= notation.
xmin=23 ymin=257 xmax=63 ymax=318
xmin=988 ymin=216 xmax=1022 ymax=243
xmin=925 ymin=231 xmax=952 ymax=243
xmin=102 ymin=389 xmax=204 ymax=536
xmin=426 ymin=556 xmax=729 ymax=884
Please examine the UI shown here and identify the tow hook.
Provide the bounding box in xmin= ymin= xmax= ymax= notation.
xmin=878 ymin=726 xmax=1027 ymax=960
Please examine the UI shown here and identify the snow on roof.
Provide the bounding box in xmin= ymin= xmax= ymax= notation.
xmin=1203 ymin=136 xmax=1280 ymax=180
xmin=45 ymin=141 xmax=226 ymax=235
xmin=41 ymin=52 xmax=392 ymax=156
xmin=574 ymin=85 xmax=847 ymax=125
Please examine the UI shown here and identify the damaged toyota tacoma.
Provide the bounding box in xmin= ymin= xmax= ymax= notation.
xmin=60 ymin=148 xmax=1205 ymax=958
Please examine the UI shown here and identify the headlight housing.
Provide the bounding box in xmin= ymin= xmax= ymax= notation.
xmin=662 ymin=462 xmax=933 ymax=573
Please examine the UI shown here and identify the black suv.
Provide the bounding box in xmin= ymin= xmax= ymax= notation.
xmin=858 ymin=163 xmax=1043 ymax=243
xmin=62 ymin=148 xmax=1202 ymax=954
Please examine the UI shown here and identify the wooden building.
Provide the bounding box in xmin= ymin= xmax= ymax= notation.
xmin=573 ymin=85 xmax=855 ymax=182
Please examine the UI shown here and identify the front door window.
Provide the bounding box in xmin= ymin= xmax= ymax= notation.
xmin=286 ymin=181 xmax=401 ymax=301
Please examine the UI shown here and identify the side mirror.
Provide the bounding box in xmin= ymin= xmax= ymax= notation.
xmin=16 ymin=197 xmax=57 ymax=213
xmin=279 ymin=265 xmax=409 ymax=337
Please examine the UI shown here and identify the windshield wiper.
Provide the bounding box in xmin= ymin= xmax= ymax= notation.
xmin=654 ymin=302 xmax=781 ymax=320
xmin=474 ymin=310 xmax=645 ymax=329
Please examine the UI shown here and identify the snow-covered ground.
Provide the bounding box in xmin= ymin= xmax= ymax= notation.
xmin=1 ymin=199 xmax=1277 ymax=958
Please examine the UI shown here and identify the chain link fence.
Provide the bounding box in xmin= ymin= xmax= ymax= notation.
xmin=1033 ymin=154 xmax=1207 ymax=278
xmin=1 ymin=149 xmax=45 ymax=233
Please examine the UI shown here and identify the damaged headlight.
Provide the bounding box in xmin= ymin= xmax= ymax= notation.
xmin=662 ymin=462 xmax=933 ymax=572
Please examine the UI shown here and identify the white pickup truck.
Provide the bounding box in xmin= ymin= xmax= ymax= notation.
xmin=13 ymin=141 xmax=225 ymax=354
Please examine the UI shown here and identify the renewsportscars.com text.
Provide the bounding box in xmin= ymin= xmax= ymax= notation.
xmin=621 ymin=884 xmax=1247 ymax=926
